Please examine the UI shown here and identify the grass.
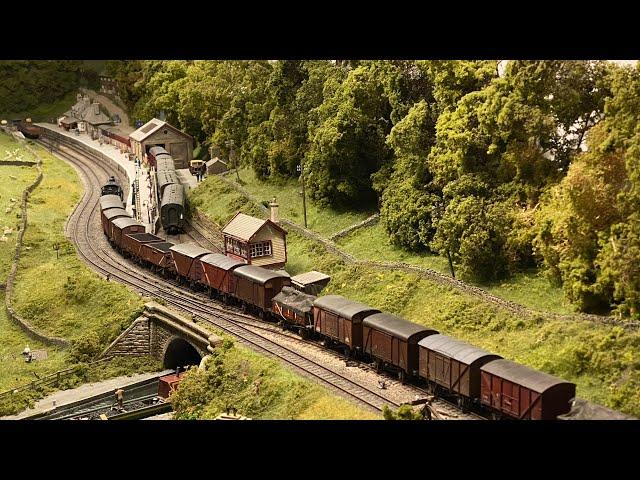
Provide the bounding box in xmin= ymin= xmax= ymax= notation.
xmin=1 ymin=91 xmax=76 ymax=123
xmin=337 ymin=222 xmax=452 ymax=273
xmin=10 ymin=141 xmax=145 ymax=342
xmin=0 ymin=133 xmax=150 ymax=408
xmin=190 ymin=175 xmax=640 ymax=417
xmin=337 ymin=223 xmax=574 ymax=315
xmin=171 ymin=339 xmax=379 ymax=420
xmin=220 ymin=167 xmax=375 ymax=237
xmin=0 ymin=165 xmax=37 ymax=281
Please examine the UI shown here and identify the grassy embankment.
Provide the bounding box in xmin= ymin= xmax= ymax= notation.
xmin=214 ymin=166 xmax=573 ymax=315
xmin=0 ymin=133 xmax=158 ymax=415
xmin=171 ymin=339 xmax=379 ymax=420
xmin=189 ymin=173 xmax=640 ymax=417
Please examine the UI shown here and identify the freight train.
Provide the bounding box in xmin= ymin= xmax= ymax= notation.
xmin=147 ymin=146 xmax=185 ymax=233
xmin=99 ymin=185 xmax=577 ymax=420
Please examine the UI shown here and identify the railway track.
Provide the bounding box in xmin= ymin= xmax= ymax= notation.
xmin=37 ymin=136 xmax=403 ymax=414
xmin=38 ymin=133 xmax=482 ymax=418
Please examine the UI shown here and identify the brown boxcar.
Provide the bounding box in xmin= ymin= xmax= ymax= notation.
xmin=101 ymin=208 xmax=130 ymax=236
xmin=169 ymin=243 xmax=211 ymax=282
xmin=418 ymin=334 xmax=502 ymax=399
xmin=99 ymin=194 xmax=124 ymax=212
xmin=140 ymin=241 xmax=175 ymax=272
xmin=312 ymin=295 xmax=379 ymax=351
xmin=362 ymin=313 xmax=437 ymax=378
xmin=480 ymin=359 xmax=576 ymax=420
xmin=122 ymin=232 xmax=164 ymax=259
xmin=231 ymin=265 xmax=291 ymax=313
xmin=110 ymin=217 xmax=145 ymax=248
xmin=272 ymin=286 xmax=316 ymax=332
xmin=198 ymin=253 xmax=244 ymax=296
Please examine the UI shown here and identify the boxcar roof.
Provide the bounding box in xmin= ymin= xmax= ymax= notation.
xmin=233 ymin=265 xmax=290 ymax=284
xmin=291 ymin=270 xmax=330 ymax=286
xmin=273 ymin=286 xmax=316 ymax=314
xmin=481 ymin=359 xmax=574 ymax=393
xmin=148 ymin=242 xmax=174 ymax=253
xmin=104 ymin=208 xmax=130 ymax=220
xmin=418 ymin=334 xmax=501 ymax=365
xmin=364 ymin=313 xmax=437 ymax=341
xmin=99 ymin=195 xmax=123 ymax=210
xmin=126 ymin=233 xmax=163 ymax=242
xmin=170 ymin=243 xmax=211 ymax=259
xmin=200 ymin=253 xmax=244 ymax=271
xmin=313 ymin=295 xmax=379 ymax=320
xmin=112 ymin=217 xmax=143 ymax=229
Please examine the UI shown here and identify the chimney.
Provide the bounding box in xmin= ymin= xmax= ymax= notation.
xmin=269 ymin=197 xmax=279 ymax=224
xmin=93 ymin=103 xmax=100 ymax=115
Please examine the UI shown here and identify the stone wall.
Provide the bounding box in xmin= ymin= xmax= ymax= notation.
xmin=101 ymin=317 xmax=151 ymax=357
xmin=101 ymin=302 xmax=221 ymax=361
xmin=3 ymin=141 xmax=70 ymax=348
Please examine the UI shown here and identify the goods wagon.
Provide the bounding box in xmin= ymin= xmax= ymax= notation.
xmin=272 ymin=286 xmax=316 ymax=337
xmin=160 ymin=184 xmax=185 ymax=233
xmin=140 ymin=241 xmax=175 ymax=274
xmin=198 ymin=253 xmax=244 ymax=300
xmin=362 ymin=313 xmax=437 ymax=380
xmin=480 ymin=359 xmax=576 ymax=420
xmin=122 ymin=232 xmax=164 ymax=259
xmin=169 ymin=243 xmax=211 ymax=284
xmin=101 ymin=208 xmax=130 ymax=237
xmin=99 ymin=194 xmax=124 ymax=212
xmin=312 ymin=295 xmax=379 ymax=353
xmin=110 ymin=217 xmax=145 ymax=248
xmin=418 ymin=334 xmax=502 ymax=407
xmin=231 ymin=265 xmax=291 ymax=316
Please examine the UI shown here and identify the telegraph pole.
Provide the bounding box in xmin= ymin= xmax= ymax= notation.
xmin=297 ymin=163 xmax=308 ymax=228
xmin=225 ymin=139 xmax=240 ymax=182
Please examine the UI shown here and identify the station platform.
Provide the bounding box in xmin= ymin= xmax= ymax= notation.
xmin=36 ymin=123 xmax=156 ymax=233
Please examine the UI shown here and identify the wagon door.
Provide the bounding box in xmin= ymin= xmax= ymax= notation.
xmin=323 ymin=312 xmax=339 ymax=339
xmin=502 ymin=380 xmax=520 ymax=417
xmin=434 ymin=353 xmax=452 ymax=389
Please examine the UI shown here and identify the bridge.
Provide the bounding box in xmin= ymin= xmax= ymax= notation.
xmin=101 ymin=302 xmax=222 ymax=369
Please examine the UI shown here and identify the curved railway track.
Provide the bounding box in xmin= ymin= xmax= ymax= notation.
xmin=38 ymin=134 xmax=483 ymax=418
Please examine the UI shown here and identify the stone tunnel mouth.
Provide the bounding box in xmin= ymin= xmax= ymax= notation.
xmin=163 ymin=337 xmax=202 ymax=370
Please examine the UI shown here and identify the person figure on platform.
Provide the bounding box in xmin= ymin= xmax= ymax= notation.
xmin=114 ymin=388 xmax=124 ymax=410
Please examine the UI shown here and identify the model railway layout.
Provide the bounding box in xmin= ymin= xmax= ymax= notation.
xmin=37 ymin=129 xmax=615 ymax=420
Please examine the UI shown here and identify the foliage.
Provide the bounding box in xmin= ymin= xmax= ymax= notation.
xmin=171 ymin=339 xmax=377 ymax=420
xmin=382 ymin=404 xmax=424 ymax=420
xmin=0 ymin=61 xmax=82 ymax=115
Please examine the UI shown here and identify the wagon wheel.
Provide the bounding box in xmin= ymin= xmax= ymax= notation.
xmin=457 ymin=396 xmax=466 ymax=412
